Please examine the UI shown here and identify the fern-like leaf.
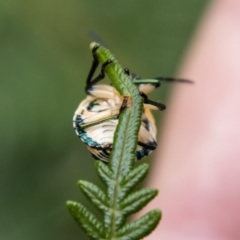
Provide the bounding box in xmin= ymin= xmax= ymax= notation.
xmin=78 ymin=180 xmax=109 ymax=213
xmin=118 ymin=163 xmax=149 ymax=200
xmin=116 ymin=210 xmax=161 ymax=240
xmin=120 ymin=188 xmax=158 ymax=216
xmin=66 ymin=201 xmax=106 ymax=240
xmin=67 ymin=42 xmax=162 ymax=240
xmin=95 ymin=161 xmax=113 ymax=186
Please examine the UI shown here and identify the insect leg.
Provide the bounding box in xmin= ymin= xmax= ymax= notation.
xmin=85 ymin=59 xmax=113 ymax=94
xmin=155 ymin=76 xmax=193 ymax=84
xmin=86 ymin=45 xmax=100 ymax=85
xmin=139 ymin=92 xmax=166 ymax=111
xmin=138 ymin=141 xmax=157 ymax=150
xmin=117 ymin=96 xmax=128 ymax=118
xmin=124 ymin=68 xmax=142 ymax=82
xmin=74 ymin=109 xmax=120 ymax=129
xmin=133 ymin=78 xmax=160 ymax=88
xmin=134 ymin=77 xmax=193 ymax=94
xmin=123 ymin=70 xmax=164 ymax=109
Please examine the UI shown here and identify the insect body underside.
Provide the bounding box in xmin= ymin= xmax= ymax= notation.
xmin=72 ymin=42 xmax=188 ymax=162
xmin=73 ymin=84 xmax=158 ymax=162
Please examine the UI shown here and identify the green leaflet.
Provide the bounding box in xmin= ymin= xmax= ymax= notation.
xmin=67 ymin=42 xmax=161 ymax=239
xmin=67 ymin=201 xmax=106 ymax=240
xmin=116 ymin=210 xmax=161 ymax=240
xmin=78 ymin=180 xmax=109 ymax=214
xmin=119 ymin=188 xmax=158 ymax=216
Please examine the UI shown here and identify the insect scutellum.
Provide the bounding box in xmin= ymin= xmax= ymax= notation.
xmin=73 ymin=43 xmax=192 ymax=162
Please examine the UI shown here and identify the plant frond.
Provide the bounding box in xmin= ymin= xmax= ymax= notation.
xmin=67 ymin=42 xmax=162 ymax=239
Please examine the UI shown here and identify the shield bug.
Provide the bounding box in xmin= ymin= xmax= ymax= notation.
xmin=73 ymin=43 xmax=192 ymax=162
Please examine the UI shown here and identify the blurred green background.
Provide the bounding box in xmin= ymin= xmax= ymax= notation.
xmin=0 ymin=1 xmax=208 ymax=239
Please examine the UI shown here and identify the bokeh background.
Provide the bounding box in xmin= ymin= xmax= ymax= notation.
xmin=0 ymin=1 xmax=209 ymax=239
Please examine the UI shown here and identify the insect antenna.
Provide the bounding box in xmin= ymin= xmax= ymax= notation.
xmin=87 ymin=30 xmax=110 ymax=49
xmin=155 ymin=77 xmax=194 ymax=84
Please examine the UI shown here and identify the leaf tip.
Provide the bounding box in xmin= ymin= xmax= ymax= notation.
xmin=66 ymin=201 xmax=79 ymax=212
